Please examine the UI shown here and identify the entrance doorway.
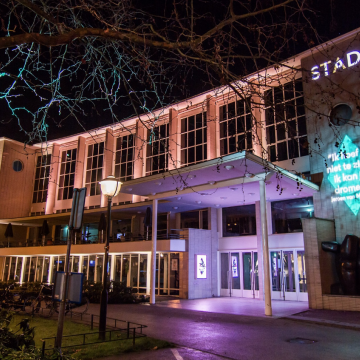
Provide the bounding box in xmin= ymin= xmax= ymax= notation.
xmin=270 ymin=249 xmax=307 ymax=301
xmin=220 ymin=251 xmax=259 ymax=298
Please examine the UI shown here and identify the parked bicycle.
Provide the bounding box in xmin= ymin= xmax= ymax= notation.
xmin=25 ymin=283 xmax=89 ymax=317
xmin=24 ymin=284 xmax=55 ymax=317
xmin=0 ymin=283 xmax=25 ymax=311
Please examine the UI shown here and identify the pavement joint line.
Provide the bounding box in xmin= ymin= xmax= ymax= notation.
xmin=282 ymin=316 xmax=360 ymax=331
xmin=171 ymin=348 xmax=183 ymax=360
xmin=176 ymin=346 xmax=239 ymax=360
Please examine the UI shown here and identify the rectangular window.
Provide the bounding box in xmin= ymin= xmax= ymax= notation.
xmin=114 ymin=134 xmax=134 ymax=182
xmin=271 ymin=197 xmax=313 ymax=233
xmin=15 ymin=257 xmax=22 ymax=282
xmin=85 ymin=142 xmax=104 ymax=196
xmin=146 ymin=124 xmax=169 ymax=175
xmin=33 ymin=154 xmax=51 ymax=203
xmin=3 ymin=257 xmax=10 ymax=281
xmin=264 ymin=79 xmax=308 ymax=162
xmin=58 ymin=149 xmax=77 ymax=200
xmin=222 ymin=204 xmax=256 ymax=237
xmin=220 ymin=98 xmax=253 ymax=155
xmin=181 ymin=112 xmax=207 ymax=166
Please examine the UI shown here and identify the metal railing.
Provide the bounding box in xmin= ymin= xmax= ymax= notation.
xmin=2 ymin=231 xmax=183 ymax=248
xmin=40 ymin=312 xmax=147 ymax=356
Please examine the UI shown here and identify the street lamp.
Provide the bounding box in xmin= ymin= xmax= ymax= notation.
xmin=98 ymin=175 xmax=122 ymax=339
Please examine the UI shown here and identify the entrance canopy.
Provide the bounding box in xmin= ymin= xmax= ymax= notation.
xmin=0 ymin=152 xmax=319 ymax=227
xmin=120 ymin=152 xmax=319 ymax=212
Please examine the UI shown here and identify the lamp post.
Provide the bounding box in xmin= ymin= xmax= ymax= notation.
xmin=98 ymin=175 xmax=122 ymax=340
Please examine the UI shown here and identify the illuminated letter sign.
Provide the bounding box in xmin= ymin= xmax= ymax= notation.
xmin=311 ymin=50 xmax=360 ymax=80
xmin=328 ymin=135 xmax=360 ymax=215
xmin=195 ymin=255 xmax=207 ymax=279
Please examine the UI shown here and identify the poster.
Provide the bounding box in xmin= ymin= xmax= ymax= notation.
xmin=196 ymin=255 xmax=207 ymax=279
xmin=171 ymin=258 xmax=178 ymax=271
xmin=231 ymin=255 xmax=238 ymax=278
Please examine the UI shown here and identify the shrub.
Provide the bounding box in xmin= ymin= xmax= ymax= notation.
xmin=83 ymin=281 xmax=137 ymax=304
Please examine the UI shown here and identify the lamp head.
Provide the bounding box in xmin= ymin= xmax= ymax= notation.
xmin=99 ymin=175 xmax=122 ymax=197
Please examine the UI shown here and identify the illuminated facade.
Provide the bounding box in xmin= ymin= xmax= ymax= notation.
xmin=2 ymin=27 xmax=360 ymax=311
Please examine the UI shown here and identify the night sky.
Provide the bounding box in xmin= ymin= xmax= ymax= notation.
xmin=1 ymin=0 xmax=360 ymax=143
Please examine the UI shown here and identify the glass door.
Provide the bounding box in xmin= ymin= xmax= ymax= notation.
xmin=296 ymin=250 xmax=308 ymax=301
xmin=220 ymin=253 xmax=230 ymax=296
xmin=242 ymin=252 xmax=259 ymax=298
xmin=270 ymin=250 xmax=307 ymax=301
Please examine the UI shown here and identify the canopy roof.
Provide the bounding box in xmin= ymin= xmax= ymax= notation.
xmin=0 ymin=152 xmax=318 ymax=227
xmin=120 ymin=152 xmax=318 ymax=211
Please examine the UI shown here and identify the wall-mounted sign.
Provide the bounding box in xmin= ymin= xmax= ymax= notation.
xmin=328 ymin=135 xmax=360 ymax=216
xmin=311 ymin=51 xmax=360 ymax=80
xmin=195 ymin=255 xmax=207 ymax=279
xmin=231 ymin=256 xmax=238 ymax=278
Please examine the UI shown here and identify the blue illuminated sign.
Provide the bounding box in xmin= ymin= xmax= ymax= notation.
xmin=328 ymin=135 xmax=360 ymax=216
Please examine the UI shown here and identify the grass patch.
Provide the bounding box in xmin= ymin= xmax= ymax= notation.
xmin=10 ymin=314 xmax=172 ymax=360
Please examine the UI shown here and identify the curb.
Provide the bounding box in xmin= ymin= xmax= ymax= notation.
xmin=282 ymin=315 xmax=360 ymax=331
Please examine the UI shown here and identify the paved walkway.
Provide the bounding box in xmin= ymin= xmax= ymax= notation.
xmin=150 ymin=297 xmax=309 ymax=318
xmin=88 ymin=297 xmax=360 ymax=360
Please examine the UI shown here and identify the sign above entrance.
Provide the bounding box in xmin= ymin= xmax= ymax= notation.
xmin=328 ymin=135 xmax=360 ymax=215
xmin=311 ymin=51 xmax=360 ymax=80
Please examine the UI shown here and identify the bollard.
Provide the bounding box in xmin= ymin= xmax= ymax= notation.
xmin=127 ymin=322 xmax=130 ymax=338
xmin=41 ymin=341 xmax=45 ymax=358
xmin=132 ymin=328 xmax=135 ymax=347
xmin=91 ymin=314 xmax=94 ymax=330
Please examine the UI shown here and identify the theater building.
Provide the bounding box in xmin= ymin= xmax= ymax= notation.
xmin=1 ymin=27 xmax=360 ymax=312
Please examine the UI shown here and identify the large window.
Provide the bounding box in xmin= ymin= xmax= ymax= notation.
xmin=85 ymin=142 xmax=104 ymax=196
xmin=58 ymin=148 xmax=77 ymax=200
xmin=264 ymin=79 xmax=308 ymax=162
xmin=146 ymin=124 xmax=169 ymax=175
xmin=181 ymin=210 xmax=208 ymax=230
xmin=271 ymin=197 xmax=314 ymax=234
xmin=222 ymin=205 xmax=256 ymax=237
xmin=33 ymin=154 xmax=51 ymax=203
xmin=181 ymin=112 xmax=207 ymax=166
xmin=219 ymin=98 xmax=253 ymax=155
xmin=115 ymin=134 xmax=134 ymax=182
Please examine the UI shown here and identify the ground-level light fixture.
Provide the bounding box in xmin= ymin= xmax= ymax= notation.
xmin=225 ymin=165 xmax=234 ymax=170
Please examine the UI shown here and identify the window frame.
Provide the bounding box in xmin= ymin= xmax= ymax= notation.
xmin=264 ymin=78 xmax=308 ymax=162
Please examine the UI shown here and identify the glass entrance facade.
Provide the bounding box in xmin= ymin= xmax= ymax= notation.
xmin=0 ymin=253 xmax=180 ymax=296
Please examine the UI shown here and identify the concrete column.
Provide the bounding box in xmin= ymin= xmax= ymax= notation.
xmin=259 ymin=180 xmax=272 ymax=316
xmin=168 ymin=109 xmax=180 ymax=170
xmin=175 ymin=213 xmax=181 ymax=229
xmin=150 ymin=199 xmax=158 ymax=304
xmin=251 ymin=94 xmax=264 ymax=158
xmin=25 ymin=227 xmax=30 ymax=246
xmin=167 ymin=212 xmax=177 ymax=236
xmin=51 ymin=225 xmax=56 ymax=243
xmin=45 ymin=143 xmax=60 ymax=214
xmin=19 ymin=257 xmax=26 ymax=284
xmin=208 ymin=207 xmax=219 ymax=296
xmin=206 ymin=95 xmax=217 ymax=160
xmin=146 ymin=252 xmax=151 ymax=295
xmin=110 ymin=254 xmax=115 ymax=281
xmin=74 ymin=136 xmax=86 ymax=189
xmin=101 ymin=128 xmax=115 ymax=207
xmin=133 ymin=121 xmax=145 ymax=179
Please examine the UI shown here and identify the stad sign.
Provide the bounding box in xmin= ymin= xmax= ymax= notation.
xmin=311 ymin=51 xmax=360 ymax=80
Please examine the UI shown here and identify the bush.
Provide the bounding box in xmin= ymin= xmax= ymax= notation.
xmin=83 ymin=281 xmax=137 ymax=304
xmin=0 ymin=309 xmax=75 ymax=360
